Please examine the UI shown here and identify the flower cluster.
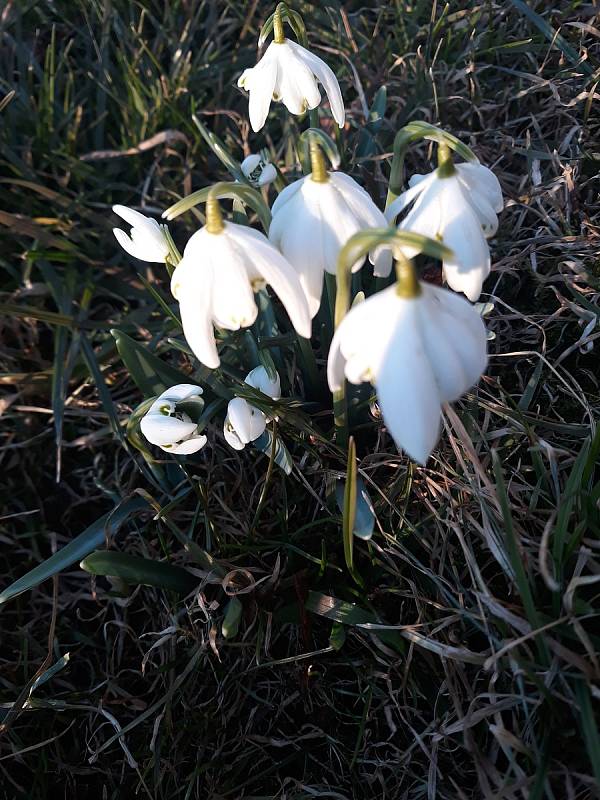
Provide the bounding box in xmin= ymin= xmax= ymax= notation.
xmin=113 ymin=2 xmax=503 ymax=469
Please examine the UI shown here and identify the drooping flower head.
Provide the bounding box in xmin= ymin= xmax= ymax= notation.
xmin=386 ymin=157 xmax=503 ymax=302
xmin=140 ymin=384 xmax=207 ymax=455
xmin=269 ymin=141 xmax=392 ymax=317
xmin=224 ymin=366 xmax=281 ymax=451
xmin=328 ymin=260 xmax=488 ymax=464
xmin=112 ymin=205 xmax=171 ymax=263
xmin=170 ymin=198 xmax=311 ymax=369
xmin=237 ymin=11 xmax=344 ymax=133
xmin=241 ymin=154 xmax=278 ymax=188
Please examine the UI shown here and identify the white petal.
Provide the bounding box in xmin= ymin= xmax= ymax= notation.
xmin=156 ymin=384 xmax=203 ymax=404
xmin=370 ymin=246 xmax=393 ymax=278
xmin=225 ymin=224 xmax=312 ymax=339
xmin=112 ymin=205 xmax=156 ymax=232
xmin=241 ymin=154 xmax=277 ymax=188
xmin=385 ymin=173 xmax=434 ymax=223
xmin=327 ymin=326 xmax=346 ymax=393
xmin=241 ymin=154 xmax=262 ymax=174
xmin=140 ymin=414 xmax=198 ymax=447
xmin=270 ymin=175 xmax=306 ymax=219
xmin=416 ymin=302 xmax=470 ymax=401
xmin=459 ymin=182 xmax=499 ymax=237
xmin=212 ymin=258 xmax=258 ymax=331
xmin=113 ymin=228 xmax=146 ymax=261
xmin=422 ymin=284 xmax=488 ymax=396
xmin=165 ymin=435 xmax=207 ymax=455
xmin=224 ymin=417 xmax=246 ymax=450
xmin=407 ymin=173 xmax=429 ymax=188
xmin=333 ymin=286 xmax=398 ymax=385
xmin=329 ymin=173 xmax=387 ymax=232
xmin=438 ymin=180 xmax=490 ymax=301
xmin=396 ymin=181 xmax=445 ymax=258
xmin=240 ymin=45 xmax=279 ymax=132
xmin=258 ymin=164 xmax=277 ymax=186
xmin=375 ymin=303 xmax=442 ymax=465
xmin=171 ymin=256 xmax=220 ymax=368
xmin=275 ymin=196 xmax=325 ymax=318
xmin=314 ymin=181 xmax=365 ymax=274
xmin=456 ymin=163 xmax=503 ymax=213
xmin=327 ymin=173 xmax=393 ymax=277
xmin=227 ymin=397 xmax=266 ymax=444
xmin=245 ymin=366 xmax=281 ymax=399
xmin=185 ymin=227 xmax=256 ymax=331
xmin=288 ymin=41 xmax=345 ymax=127
xmin=278 ymin=42 xmax=321 ymax=113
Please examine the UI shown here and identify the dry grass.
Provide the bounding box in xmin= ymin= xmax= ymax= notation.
xmin=1 ymin=1 xmax=599 ymax=797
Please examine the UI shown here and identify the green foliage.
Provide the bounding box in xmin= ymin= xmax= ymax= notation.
xmin=0 ymin=1 xmax=598 ymax=797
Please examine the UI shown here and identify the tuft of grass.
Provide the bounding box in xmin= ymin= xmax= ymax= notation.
xmin=1 ymin=1 xmax=599 ymax=797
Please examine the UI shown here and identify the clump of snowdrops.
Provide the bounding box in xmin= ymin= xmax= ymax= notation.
xmin=108 ymin=2 xmax=502 ymax=617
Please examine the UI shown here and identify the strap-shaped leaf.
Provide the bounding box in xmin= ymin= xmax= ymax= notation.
xmin=253 ymin=428 xmax=292 ymax=475
xmin=221 ymin=596 xmax=243 ymax=639
xmin=0 ymin=496 xmax=149 ymax=605
xmin=336 ymin=475 xmax=375 ymax=541
xmin=342 ymin=437 xmax=364 ymax=586
xmin=80 ymin=551 xmax=199 ymax=595
xmin=112 ymin=328 xmax=194 ymax=397
xmin=192 ymin=114 xmax=247 ymax=183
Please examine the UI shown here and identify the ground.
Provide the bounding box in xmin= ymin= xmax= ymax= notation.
xmin=1 ymin=1 xmax=599 ymax=798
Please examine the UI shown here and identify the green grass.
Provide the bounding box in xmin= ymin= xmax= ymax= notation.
xmin=1 ymin=1 xmax=599 ymax=797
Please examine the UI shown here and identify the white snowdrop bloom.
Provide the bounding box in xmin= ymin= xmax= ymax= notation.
xmin=269 ymin=171 xmax=393 ymax=317
xmin=140 ymin=384 xmax=207 ymax=455
xmin=385 ymin=162 xmax=503 ymax=302
xmin=170 ymin=209 xmax=311 ymax=370
xmin=238 ymin=39 xmax=345 ymax=133
xmin=241 ymin=154 xmax=278 ymax=187
xmin=327 ymin=280 xmax=488 ymax=464
xmin=245 ymin=365 xmax=281 ymax=399
xmin=223 ymin=366 xmax=281 ymax=451
xmin=112 ymin=205 xmax=170 ymax=263
xmin=224 ymin=398 xmax=267 ymax=451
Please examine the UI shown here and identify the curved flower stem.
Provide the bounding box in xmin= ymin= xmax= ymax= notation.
xmin=385 ymin=121 xmax=477 ymax=209
xmin=309 ymin=107 xmax=319 ymax=129
xmin=386 ymin=128 xmax=420 ymax=208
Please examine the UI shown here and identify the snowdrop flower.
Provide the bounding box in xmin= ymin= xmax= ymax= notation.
xmin=269 ymin=144 xmax=392 ymax=317
xmin=224 ymin=367 xmax=280 ymax=451
xmin=386 ymin=161 xmax=503 ymax=302
xmin=327 ymin=264 xmax=487 ymax=464
xmin=238 ymin=13 xmax=344 ymax=133
xmin=241 ymin=154 xmax=277 ymax=188
xmin=245 ymin=365 xmax=281 ymax=399
xmin=140 ymin=384 xmax=207 ymax=455
xmin=170 ymin=198 xmax=311 ymax=369
xmin=112 ymin=205 xmax=170 ymax=263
